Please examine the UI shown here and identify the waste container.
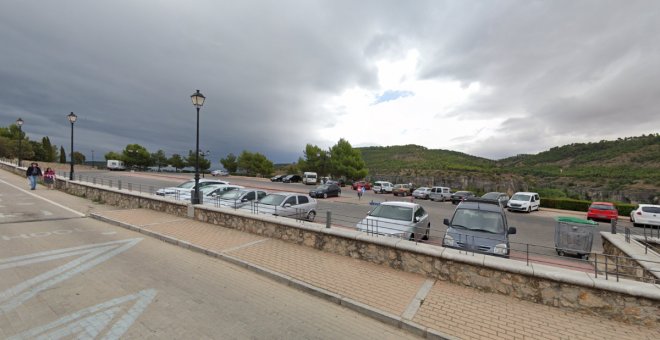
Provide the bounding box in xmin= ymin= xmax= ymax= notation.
xmin=554 ymin=216 xmax=597 ymax=260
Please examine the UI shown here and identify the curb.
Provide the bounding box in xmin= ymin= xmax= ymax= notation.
xmin=89 ymin=212 xmax=457 ymax=340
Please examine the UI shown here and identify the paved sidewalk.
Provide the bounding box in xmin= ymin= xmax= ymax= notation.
xmin=92 ymin=208 xmax=660 ymax=340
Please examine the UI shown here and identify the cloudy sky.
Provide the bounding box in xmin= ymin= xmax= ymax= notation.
xmin=1 ymin=1 xmax=658 ymax=163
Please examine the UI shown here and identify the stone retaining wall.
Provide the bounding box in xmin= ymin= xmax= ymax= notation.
xmin=1 ymin=162 xmax=658 ymax=326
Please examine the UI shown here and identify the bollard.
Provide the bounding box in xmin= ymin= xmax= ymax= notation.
xmin=326 ymin=211 xmax=331 ymax=228
xmin=610 ymin=218 xmax=617 ymax=234
xmin=118 ymin=180 xmax=122 ymax=190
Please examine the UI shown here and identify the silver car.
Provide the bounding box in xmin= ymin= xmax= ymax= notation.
xmin=356 ymin=202 xmax=430 ymax=241
xmin=177 ymin=184 xmax=243 ymax=202
xmin=214 ymin=189 xmax=268 ymax=209
xmin=257 ymin=192 xmax=318 ymax=221
xmin=155 ymin=179 xmax=230 ymax=196
xmin=412 ymin=187 xmax=431 ymax=199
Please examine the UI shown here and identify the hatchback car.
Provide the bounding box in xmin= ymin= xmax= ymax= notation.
xmin=214 ymin=188 xmax=268 ymax=209
xmin=356 ymin=201 xmax=430 ymax=241
xmin=308 ymin=183 xmax=341 ymax=198
xmin=352 ymin=181 xmax=372 ymax=190
xmin=257 ymin=192 xmax=317 ymax=221
xmin=156 ymin=179 xmax=230 ymax=196
xmin=586 ymin=202 xmax=619 ymax=222
xmin=443 ymin=198 xmax=517 ymax=258
xmin=270 ymin=174 xmax=285 ymax=182
xmin=481 ymin=192 xmax=510 ymax=207
xmin=412 ymin=187 xmax=432 ymax=199
xmin=392 ymin=184 xmax=413 ymax=196
xmin=211 ymin=169 xmax=229 ymax=176
xmin=282 ymin=174 xmax=302 ymax=183
xmin=450 ymin=191 xmax=475 ymax=205
xmin=630 ymin=204 xmax=660 ymax=227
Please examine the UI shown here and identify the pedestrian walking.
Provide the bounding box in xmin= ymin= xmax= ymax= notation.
xmin=43 ymin=167 xmax=55 ymax=189
xmin=357 ymin=184 xmax=363 ymax=200
xmin=26 ymin=162 xmax=43 ymax=190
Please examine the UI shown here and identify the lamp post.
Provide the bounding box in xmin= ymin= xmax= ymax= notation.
xmin=190 ymin=90 xmax=206 ymax=204
xmin=67 ymin=112 xmax=77 ymax=180
xmin=91 ymin=150 xmax=94 ymax=168
xmin=16 ymin=118 xmax=23 ymax=167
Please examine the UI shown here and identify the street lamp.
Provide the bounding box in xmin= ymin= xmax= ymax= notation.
xmin=16 ymin=118 xmax=23 ymax=167
xmin=190 ymin=90 xmax=206 ymax=204
xmin=67 ymin=112 xmax=77 ymax=180
xmin=91 ymin=150 xmax=94 ymax=168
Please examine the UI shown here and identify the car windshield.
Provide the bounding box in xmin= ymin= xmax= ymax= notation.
xmin=591 ymin=204 xmax=614 ymax=210
xmin=416 ymin=187 xmax=429 ymax=191
xmin=369 ymin=205 xmax=413 ymax=222
xmin=176 ymin=181 xmax=195 ymax=189
xmin=260 ymin=194 xmax=286 ymax=206
xmin=482 ymin=192 xmax=501 ymax=200
xmin=316 ymin=185 xmax=329 ymax=190
xmin=451 ymin=209 xmax=504 ymax=233
xmin=511 ymin=194 xmax=530 ymax=201
xmin=219 ymin=190 xmax=246 ymax=199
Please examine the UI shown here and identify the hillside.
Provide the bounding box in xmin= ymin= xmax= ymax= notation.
xmin=357 ymin=134 xmax=660 ymax=203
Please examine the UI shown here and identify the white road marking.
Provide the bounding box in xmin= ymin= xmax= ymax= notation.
xmin=101 ymin=231 xmax=117 ymax=235
xmin=41 ymin=210 xmax=53 ymax=216
xmin=0 ymin=238 xmax=143 ymax=312
xmin=8 ymin=289 xmax=157 ymax=340
xmin=0 ymin=178 xmax=85 ymax=217
xmin=402 ymin=278 xmax=436 ymax=320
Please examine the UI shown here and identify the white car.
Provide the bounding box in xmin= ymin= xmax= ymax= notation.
xmin=213 ymin=189 xmax=268 ymax=209
xmin=156 ymin=179 xmax=230 ymax=197
xmin=507 ymin=192 xmax=540 ymax=213
xmin=630 ymin=204 xmax=660 ymax=227
xmin=177 ymin=184 xmax=243 ymax=202
xmin=412 ymin=187 xmax=432 ymax=199
xmin=356 ymin=201 xmax=430 ymax=241
xmin=373 ymin=181 xmax=393 ymax=194
xmin=211 ymin=169 xmax=229 ymax=176
xmin=257 ymin=192 xmax=317 ymax=221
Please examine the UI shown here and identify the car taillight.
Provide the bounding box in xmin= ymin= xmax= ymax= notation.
xmin=636 ymin=211 xmax=642 ymax=215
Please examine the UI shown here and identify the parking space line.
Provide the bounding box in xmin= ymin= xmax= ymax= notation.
xmin=401 ymin=278 xmax=435 ymax=320
xmin=0 ymin=178 xmax=85 ymax=217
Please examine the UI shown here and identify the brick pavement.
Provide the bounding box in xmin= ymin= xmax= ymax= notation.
xmin=93 ymin=208 xmax=660 ymax=340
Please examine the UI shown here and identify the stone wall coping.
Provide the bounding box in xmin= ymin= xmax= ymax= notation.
xmin=601 ymin=232 xmax=660 ymax=281
xmin=395 ymin=239 xmax=445 ymax=258
xmin=483 ymin=255 xmax=535 ymax=276
xmin=439 ymin=247 xmax=487 ymax=267
xmin=530 ymin=262 xmax=596 ymax=287
xmin=586 ymin=273 xmax=660 ymax=299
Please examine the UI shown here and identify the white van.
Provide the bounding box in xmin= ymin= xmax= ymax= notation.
xmin=429 ymin=187 xmax=451 ymax=201
xmin=106 ymin=160 xmax=126 ymax=171
xmin=373 ymin=181 xmax=393 ymax=193
xmin=507 ymin=192 xmax=540 ymax=213
xmin=302 ymin=172 xmax=318 ymax=185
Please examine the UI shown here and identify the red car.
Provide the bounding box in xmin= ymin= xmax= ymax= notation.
xmin=587 ymin=202 xmax=619 ymax=222
xmin=352 ymin=181 xmax=372 ymax=190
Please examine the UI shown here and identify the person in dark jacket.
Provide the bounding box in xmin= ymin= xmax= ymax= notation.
xmin=26 ymin=162 xmax=43 ymax=190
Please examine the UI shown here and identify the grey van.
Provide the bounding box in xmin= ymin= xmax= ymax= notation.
xmin=442 ymin=198 xmax=517 ymax=258
xmin=429 ymin=186 xmax=451 ymax=201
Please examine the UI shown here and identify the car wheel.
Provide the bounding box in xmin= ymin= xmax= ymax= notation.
xmin=527 ymin=207 xmax=531 ymax=213
xmin=408 ymin=233 xmax=415 ymax=241
xmin=338 ymin=190 xmax=341 ymax=196
xmin=307 ymin=211 xmax=316 ymax=222
xmin=422 ymin=224 xmax=430 ymax=240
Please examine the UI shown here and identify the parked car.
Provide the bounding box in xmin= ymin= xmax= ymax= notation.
xmin=412 ymin=187 xmax=432 ymax=199
xmin=429 ymin=186 xmax=452 ymax=202
xmin=356 ymin=201 xmax=430 ymax=241
xmin=373 ymin=181 xmax=394 ymax=194
xmin=630 ymin=204 xmax=660 ymax=227
xmin=352 ymin=181 xmax=372 ymax=190
xmin=443 ymin=198 xmax=517 ymax=258
xmin=210 ymin=169 xmax=229 ymax=176
xmin=257 ymin=192 xmax=317 ymax=221
xmin=214 ymin=188 xmax=268 ymax=209
xmin=481 ymin=192 xmax=510 ymax=207
xmin=282 ymin=174 xmax=302 ymax=183
xmin=586 ymin=202 xmax=619 ymax=222
xmin=156 ymin=179 xmax=230 ymax=196
xmin=270 ymin=174 xmax=285 ymax=182
xmin=308 ymin=183 xmax=341 ymax=198
xmin=178 ymin=184 xmax=243 ymax=202
xmin=392 ymin=183 xmax=413 ymax=196
xmin=507 ymin=192 xmax=540 ymax=213
xmin=450 ymin=191 xmax=475 ymax=205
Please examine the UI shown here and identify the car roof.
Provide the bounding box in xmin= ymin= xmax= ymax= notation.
xmin=513 ymin=191 xmax=538 ymax=195
xmin=637 ymin=204 xmax=660 ymax=208
xmin=380 ymin=201 xmax=418 ymax=208
xmin=458 ymin=200 xmax=502 ymax=212
xmin=591 ymin=202 xmax=614 ymax=205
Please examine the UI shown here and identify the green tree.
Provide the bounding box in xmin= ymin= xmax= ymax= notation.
xmin=150 ymin=150 xmax=168 ymax=171
xmin=42 ymin=137 xmax=57 ymax=162
xmin=329 ymin=138 xmax=367 ymax=180
xmin=220 ymin=153 xmax=238 ymax=173
xmin=237 ymin=150 xmax=273 ymax=177
xmin=104 ymin=151 xmax=123 ymax=161
xmin=169 ymin=154 xmax=186 ymax=171
xmin=59 ymin=146 xmax=66 ymax=163
xmin=72 ymin=151 xmax=86 ymax=164
xmin=122 ymin=144 xmax=151 ymax=170
xmin=185 ymin=150 xmax=211 ymax=173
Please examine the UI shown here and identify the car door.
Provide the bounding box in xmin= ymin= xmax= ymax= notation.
xmin=413 ymin=206 xmax=429 ymax=239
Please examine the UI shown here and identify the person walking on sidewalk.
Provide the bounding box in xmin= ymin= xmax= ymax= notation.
xmin=26 ymin=162 xmax=43 ymax=190
xmin=357 ymin=184 xmax=363 ymax=200
xmin=43 ymin=167 xmax=55 ymax=189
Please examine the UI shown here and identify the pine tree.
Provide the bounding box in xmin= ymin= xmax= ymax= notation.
xmin=59 ymin=146 xmax=66 ymax=163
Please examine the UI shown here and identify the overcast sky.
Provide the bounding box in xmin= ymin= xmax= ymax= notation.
xmin=1 ymin=1 xmax=658 ymax=164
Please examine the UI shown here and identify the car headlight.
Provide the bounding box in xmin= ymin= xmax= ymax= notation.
xmin=443 ymin=234 xmax=455 ymax=247
xmin=494 ymin=243 xmax=508 ymax=255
